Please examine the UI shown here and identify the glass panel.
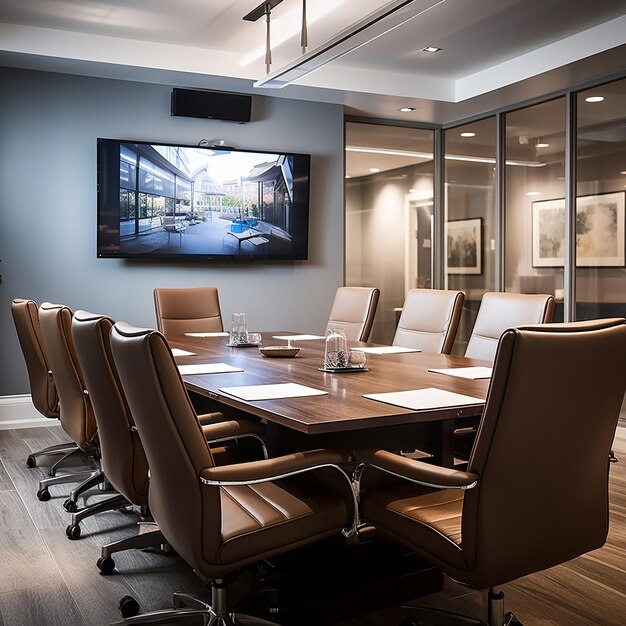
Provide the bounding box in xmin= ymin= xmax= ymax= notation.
xmin=576 ymin=78 xmax=626 ymax=321
xmin=444 ymin=117 xmax=496 ymax=353
xmin=345 ymin=122 xmax=435 ymax=344
xmin=505 ymin=97 xmax=566 ymax=322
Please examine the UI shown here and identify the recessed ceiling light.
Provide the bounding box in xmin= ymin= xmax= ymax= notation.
xmin=422 ymin=46 xmax=441 ymax=53
xmin=345 ymin=175 xmax=351 ymax=179
xmin=585 ymin=96 xmax=605 ymax=103
xmin=621 ymin=170 xmax=626 ymax=175
xmin=536 ymin=142 xmax=550 ymax=148
xmin=369 ymin=168 xmax=380 ymax=173
xmin=526 ymin=191 xmax=541 ymax=196
xmin=409 ymin=188 xmax=417 ymax=193
xmin=399 ymin=107 xmax=415 ymax=112
xmin=460 ymin=132 xmax=476 ymax=138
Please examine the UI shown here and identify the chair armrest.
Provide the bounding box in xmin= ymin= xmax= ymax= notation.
xmin=197 ymin=412 xmax=224 ymax=426
xmin=201 ymin=420 xmax=265 ymax=441
xmin=200 ymin=449 xmax=344 ymax=486
xmin=356 ymin=448 xmax=478 ymax=490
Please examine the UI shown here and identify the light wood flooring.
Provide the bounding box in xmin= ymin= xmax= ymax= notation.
xmin=0 ymin=425 xmax=624 ymax=626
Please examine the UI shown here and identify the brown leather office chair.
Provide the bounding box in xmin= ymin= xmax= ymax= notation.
xmin=154 ymin=287 xmax=223 ymax=338
xmin=109 ymin=321 xmax=357 ymax=624
xmin=393 ymin=289 xmax=465 ymax=354
xmin=464 ymin=292 xmax=555 ymax=362
xmin=72 ymin=310 xmax=268 ymax=573
xmin=38 ymin=302 xmax=128 ymax=539
xmin=327 ymin=286 xmax=380 ymax=342
xmin=356 ymin=318 xmax=626 ymax=626
xmin=11 ymin=298 xmax=77 ymax=470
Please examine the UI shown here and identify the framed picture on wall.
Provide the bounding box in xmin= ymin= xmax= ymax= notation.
xmin=532 ymin=192 xmax=625 ymax=267
xmin=446 ymin=217 xmax=482 ymax=275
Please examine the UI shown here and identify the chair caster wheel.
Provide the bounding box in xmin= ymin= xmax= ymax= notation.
xmin=37 ymin=488 xmax=51 ymax=501
xmin=65 ymin=524 xmax=81 ymax=540
xmin=97 ymin=556 xmax=116 ymax=575
xmin=63 ymin=498 xmax=78 ymax=512
xmin=26 ymin=455 xmax=36 ymax=468
xmin=119 ymin=595 xmax=140 ymax=618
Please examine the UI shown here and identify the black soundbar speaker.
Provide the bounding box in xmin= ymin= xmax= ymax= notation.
xmin=171 ymin=88 xmax=252 ymax=123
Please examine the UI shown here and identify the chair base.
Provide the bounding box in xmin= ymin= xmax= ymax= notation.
xmin=114 ymin=585 xmax=281 ymax=625
xmin=98 ymin=526 xmax=167 ymax=574
xmin=66 ymin=493 xmax=130 ymax=540
xmin=399 ymin=587 xmax=523 ymax=626
xmin=26 ymin=442 xmax=78 ymax=469
xmin=37 ymin=469 xmax=96 ymax=501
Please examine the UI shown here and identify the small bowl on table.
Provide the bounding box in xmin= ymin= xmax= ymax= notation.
xmin=259 ymin=345 xmax=300 ymax=358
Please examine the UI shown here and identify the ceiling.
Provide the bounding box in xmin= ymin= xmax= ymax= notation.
xmin=0 ymin=0 xmax=624 ymax=124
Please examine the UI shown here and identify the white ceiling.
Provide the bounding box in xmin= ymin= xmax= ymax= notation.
xmin=0 ymin=0 xmax=624 ymax=123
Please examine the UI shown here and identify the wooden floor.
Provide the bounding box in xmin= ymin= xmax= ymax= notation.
xmin=0 ymin=424 xmax=624 ymax=626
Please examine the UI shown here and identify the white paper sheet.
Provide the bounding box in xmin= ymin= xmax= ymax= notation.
xmin=428 ymin=366 xmax=493 ymax=380
xmin=171 ymin=348 xmax=197 ymax=357
xmin=184 ymin=332 xmax=229 ymax=338
xmin=272 ymin=334 xmax=326 ymax=341
xmin=363 ymin=387 xmax=485 ymax=411
xmin=218 ymin=383 xmax=328 ymax=401
xmin=358 ymin=346 xmax=421 ymax=355
xmin=178 ymin=363 xmax=243 ymax=375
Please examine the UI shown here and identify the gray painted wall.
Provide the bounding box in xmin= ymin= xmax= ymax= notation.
xmin=0 ymin=68 xmax=345 ymax=396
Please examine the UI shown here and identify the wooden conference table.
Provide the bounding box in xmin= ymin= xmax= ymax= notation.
xmin=172 ymin=332 xmax=490 ymax=467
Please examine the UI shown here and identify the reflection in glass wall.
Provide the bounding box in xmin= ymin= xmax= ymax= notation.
xmin=444 ymin=117 xmax=496 ymax=353
xmin=345 ymin=122 xmax=434 ymax=344
xmin=576 ymin=78 xmax=626 ymax=320
xmin=505 ymin=98 xmax=565 ymax=322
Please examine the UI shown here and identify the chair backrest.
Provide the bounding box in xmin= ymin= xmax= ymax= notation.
xmin=326 ymin=287 xmax=380 ymax=342
xmin=71 ymin=311 xmax=149 ymax=505
xmin=154 ymin=287 xmax=223 ymax=338
xmin=392 ymin=289 xmax=465 ymax=354
xmin=38 ymin=303 xmax=98 ymax=452
xmin=464 ymin=292 xmax=555 ymax=362
xmin=11 ymin=298 xmax=59 ymax=418
xmin=110 ymin=321 xmax=219 ymax=571
xmin=463 ymin=318 xmax=626 ymax=588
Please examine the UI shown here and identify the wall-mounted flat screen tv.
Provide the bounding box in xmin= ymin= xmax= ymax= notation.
xmin=97 ymin=139 xmax=310 ymax=260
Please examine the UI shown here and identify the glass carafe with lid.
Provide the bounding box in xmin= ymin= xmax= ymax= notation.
xmin=323 ymin=328 xmax=348 ymax=369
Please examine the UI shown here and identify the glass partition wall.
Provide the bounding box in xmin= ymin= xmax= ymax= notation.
xmin=504 ymin=98 xmax=566 ymax=321
xmin=345 ymin=74 xmax=626 ymax=350
xmin=345 ymin=122 xmax=434 ymax=344
xmin=575 ymin=78 xmax=626 ymax=320
xmin=444 ymin=118 xmax=496 ymax=353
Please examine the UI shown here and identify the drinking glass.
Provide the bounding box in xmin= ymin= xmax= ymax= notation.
xmin=247 ymin=332 xmax=262 ymax=345
xmin=230 ymin=313 xmax=248 ymax=345
xmin=324 ymin=328 xmax=348 ymax=369
xmin=348 ymin=349 xmax=367 ymax=369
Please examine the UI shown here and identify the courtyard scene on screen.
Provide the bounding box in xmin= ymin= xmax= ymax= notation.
xmin=446 ymin=218 xmax=482 ymax=274
xmin=532 ymin=192 xmax=625 ymax=267
xmin=117 ymin=143 xmax=296 ymax=256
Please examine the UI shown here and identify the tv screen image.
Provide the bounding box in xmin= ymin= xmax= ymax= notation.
xmin=97 ymin=139 xmax=310 ymax=260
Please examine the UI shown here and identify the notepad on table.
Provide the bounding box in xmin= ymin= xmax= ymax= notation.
xmin=358 ymin=346 xmax=421 ymax=355
xmin=272 ymin=334 xmax=325 ymax=341
xmin=171 ymin=348 xmax=196 ymax=357
xmin=219 ymin=383 xmax=327 ymax=401
xmin=178 ymin=363 xmax=243 ymax=375
xmin=363 ymin=387 xmax=485 ymax=411
xmin=428 ymin=366 xmax=493 ymax=380
xmin=184 ymin=332 xmax=229 ymax=338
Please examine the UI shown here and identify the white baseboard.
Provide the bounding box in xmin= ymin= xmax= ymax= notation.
xmin=0 ymin=395 xmax=51 ymax=429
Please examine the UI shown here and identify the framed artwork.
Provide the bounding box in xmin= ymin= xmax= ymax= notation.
xmin=532 ymin=192 xmax=625 ymax=267
xmin=446 ymin=217 xmax=482 ymax=275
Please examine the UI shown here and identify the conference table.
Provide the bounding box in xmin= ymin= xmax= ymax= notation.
xmin=171 ymin=332 xmax=491 ymax=466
